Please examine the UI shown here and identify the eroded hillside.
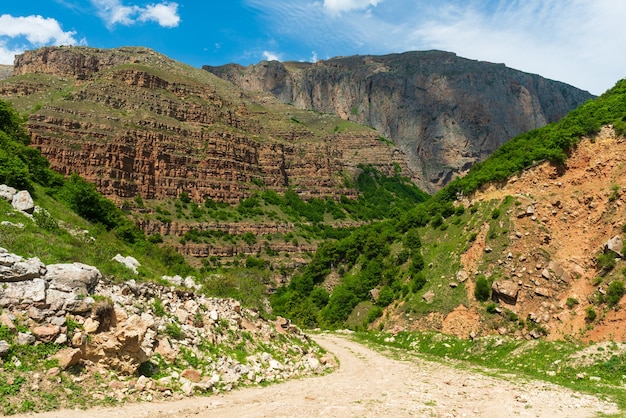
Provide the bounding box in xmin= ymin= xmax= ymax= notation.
xmin=461 ymin=126 xmax=626 ymax=341
xmin=380 ymin=127 xmax=626 ymax=342
xmin=0 ymin=46 xmax=418 ymax=266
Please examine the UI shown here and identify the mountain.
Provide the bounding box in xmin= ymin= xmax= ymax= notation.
xmin=269 ymin=78 xmax=626 ymax=343
xmin=205 ymin=51 xmax=594 ymax=192
xmin=0 ymin=46 xmax=428 ymax=268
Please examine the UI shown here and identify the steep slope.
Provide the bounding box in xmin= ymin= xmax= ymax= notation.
xmin=270 ymin=79 xmax=626 ymax=343
xmin=205 ymin=51 xmax=593 ymax=192
xmin=5 ymin=46 xmax=409 ymax=203
xmin=464 ymin=126 xmax=626 ymax=341
xmin=0 ymin=47 xmax=424 ymax=266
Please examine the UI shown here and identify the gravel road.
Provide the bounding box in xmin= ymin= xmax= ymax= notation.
xmin=17 ymin=333 xmax=619 ymax=417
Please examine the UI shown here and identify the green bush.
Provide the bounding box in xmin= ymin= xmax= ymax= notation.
xmin=474 ymin=276 xmax=491 ymax=302
xmin=606 ymin=280 xmax=625 ymax=307
xmin=377 ymin=286 xmax=394 ymax=307
xmin=585 ymin=306 xmax=597 ymax=322
xmin=597 ymin=252 xmax=617 ymax=273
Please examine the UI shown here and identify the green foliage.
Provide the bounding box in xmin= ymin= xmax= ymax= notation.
xmin=56 ymin=174 xmax=122 ymax=230
xmin=165 ymin=322 xmax=185 ymax=340
xmin=585 ymin=306 xmax=597 ymax=322
xmin=438 ymin=79 xmax=626 ymax=201
xmin=566 ymin=297 xmax=579 ymax=309
xmin=597 ymin=252 xmax=617 ymax=273
xmin=403 ymin=228 xmax=422 ymax=251
xmin=245 ymin=256 xmax=266 ymax=269
xmin=153 ymin=298 xmax=166 ymax=317
xmin=179 ymin=191 xmax=191 ymax=204
xmin=474 ymin=275 xmax=491 ymax=301
xmin=377 ymin=286 xmax=394 ymax=307
xmin=606 ymin=280 xmax=625 ymax=307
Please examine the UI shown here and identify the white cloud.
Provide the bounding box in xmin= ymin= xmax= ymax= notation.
xmin=0 ymin=14 xmax=80 ymax=64
xmin=263 ymin=51 xmax=281 ymax=61
xmin=91 ymin=0 xmax=180 ymax=28
xmin=138 ymin=3 xmax=180 ymax=27
xmin=0 ymin=14 xmax=78 ymax=46
xmin=323 ymin=0 xmax=381 ymax=15
xmin=245 ymin=0 xmax=626 ymax=95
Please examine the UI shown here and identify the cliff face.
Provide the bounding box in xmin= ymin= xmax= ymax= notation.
xmin=3 ymin=47 xmax=408 ymax=204
xmin=1 ymin=47 xmax=415 ymax=263
xmin=205 ymin=51 xmax=594 ymax=192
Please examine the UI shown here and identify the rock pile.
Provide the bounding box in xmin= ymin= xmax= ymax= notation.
xmin=0 ymin=247 xmax=333 ymax=402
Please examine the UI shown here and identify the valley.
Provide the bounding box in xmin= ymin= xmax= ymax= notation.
xmin=0 ymin=46 xmax=625 ymax=416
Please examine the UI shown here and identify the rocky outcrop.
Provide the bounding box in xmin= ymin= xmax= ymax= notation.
xmin=0 ymin=247 xmax=102 ymax=308
xmin=206 ymin=52 xmax=593 ymax=192
xmin=0 ymin=247 xmax=333 ymax=403
xmin=3 ymin=47 xmax=411 ymax=204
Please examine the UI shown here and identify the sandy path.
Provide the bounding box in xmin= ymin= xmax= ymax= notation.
xmin=17 ymin=333 xmax=619 ymax=417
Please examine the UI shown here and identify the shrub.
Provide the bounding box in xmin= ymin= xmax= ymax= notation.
xmin=411 ymin=272 xmax=427 ymax=293
xmin=566 ymin=297 xmax=579 ymax=309
xmin=597 ymin=252 xmax=617 ymax=273
xmin=474 ymin=276 xmax=491 ymax=302
xmin=606 ymin=280 xmax=625 ymax=307
xmin=491 ymin=208 xmax=501 ymax=219
xmin=377 ymin=286 xmax=394 ymax=307
xmin=366 ymin=306 xmax=383 ymax=323
xmin=165 ymin=322 xmax=185 ymax=340
xmin=585 ymin=306 xmax=597 ymax=322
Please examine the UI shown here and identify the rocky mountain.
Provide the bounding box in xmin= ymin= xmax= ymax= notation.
xmin=205 ymin=51 xmax=593 ymax=192
xmin=3 ymin=46 xmax=408 ymax=204
xmin=1 ymin=47 xmax=423 ymax=264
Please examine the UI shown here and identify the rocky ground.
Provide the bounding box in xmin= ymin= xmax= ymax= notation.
xmin=0 ymin=185 xmax=333 ymax=413
xmin=13 ymin=332 xmax=619 ymax=418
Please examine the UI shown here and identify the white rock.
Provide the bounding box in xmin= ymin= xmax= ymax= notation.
xmin=46 ymin=263 xmax=101 ymax=295
xmin=12 ymin=190 xmax=35 ymax=214
xmin=0 ymin=185 xmax=17 ymax=201
xmin=112 ymin=254 xmax=140 ymax=274
xmin=0 ymin=278 xmax=47 ymax=306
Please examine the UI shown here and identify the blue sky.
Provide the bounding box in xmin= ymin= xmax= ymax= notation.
xmin=1 ymin=0 xmax=625 ymax=95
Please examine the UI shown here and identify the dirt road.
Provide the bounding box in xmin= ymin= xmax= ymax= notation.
xmin=19 ymin=333 xmax=619 ymax=417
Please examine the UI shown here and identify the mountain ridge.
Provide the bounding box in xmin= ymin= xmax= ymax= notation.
xmin=206 ymin=50 xmax=594 ymax=192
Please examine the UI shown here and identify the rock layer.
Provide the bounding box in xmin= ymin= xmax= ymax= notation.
xmin=4 ymin=46 xmax=410 ymax=205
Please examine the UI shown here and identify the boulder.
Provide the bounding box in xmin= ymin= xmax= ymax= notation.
xmin=547 ymin=261 xmax=570 ymax=283
xmin=0 ymin=184 xmax=17 ymax=201
xmin=84 ymin=314 xmax=149 ymax=375
xmin=491 ymin=280 xmax=519 ymax=305
xmin=112 ymin=254 xmax=140 ymax=274
xmin=456 ymin=270 xmax=469 ymax=283
xmin=0 ymin=340 xmax=9 ymax=357
xmin=53 ymin=347 xmax=83 ymax=370
xmin=181 ymin=369 xmax=202 ymax=383
xmin=0 ymin=278 xmax=47 ymax=307
xmin=0 ymin=312 xmax=16 ymax=332
xmin=45 ymin=263 xmax=101 ymax=295
xmin=0 ymin=248 xmax=45 ymax=282
xmin=604 ymin=235 xmax=623 ymax=257
xmin=534 ymin=287 xmax=552 ymax=298
xmin=11 ymin=190 xmax=35 ymax=213
xmin=17 ymin=332 xmax=36 ymax=346
xmin=422 ymin=290 xmax=435 ymax=303
xmin=32 ymin=324 xmax=61 ymax=343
